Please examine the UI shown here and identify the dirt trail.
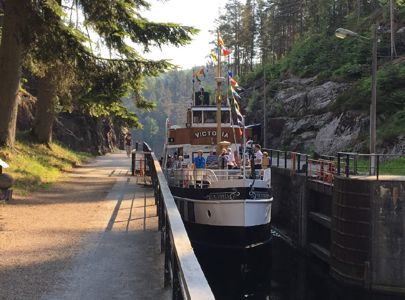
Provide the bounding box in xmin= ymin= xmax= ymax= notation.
xmin=0 ymin=153 xmax=168 ymax=300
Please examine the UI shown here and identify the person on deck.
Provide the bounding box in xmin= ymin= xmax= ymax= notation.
xmin=206 ymin=151 xmax=217 ymax=168
xmin=193 ymin=150 xmax=206 ymax=169
xmin=227 ymin=148 xmax=236 ymax=169
xmin=234 ymin=150 xmax=241 ymax=168
xmin=262 ymin=151 xmax=270 ymax=169
xmin=254 ymin=144 xmax=263 ymax=170
xmin=125 ymin=133 xmax=132 ymax=157
xmin=218 ymin=148 xmax=228 ymax=169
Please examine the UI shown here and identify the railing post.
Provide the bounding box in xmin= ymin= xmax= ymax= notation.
xmin=305 ymin=155 xmax=308 ymax=177
xmin=337 ymin=153 xmax=341 ymax=175
xmin=277 ymin=151 xmax=280 ymax=167
xmin=164 ymin=224 xmax=171 ymax=287
xmin=172 ymin=255 xmax=182 ymax=300
xmin=298 ymin=154 xmax=301 ymax=172
xmin=320 ymin=160 xmax=324 ymax=181
xmin=269 ymin=150 xmax=273 ymax=166
xmin=160 ymin=203 xmax=166 ymax=252
xmin=131 ymin=151 xmax=136 ymax=176
xmin=376 ymin=154 xmax=380 ymax=180
xmin=284 ymin=151 xmax=287 ymax=169
xmin=345 ymin=154 xmax=350 ymax=178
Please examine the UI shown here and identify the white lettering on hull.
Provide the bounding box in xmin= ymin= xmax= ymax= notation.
xmin=194 ymin=131 xmax=229 ymax=139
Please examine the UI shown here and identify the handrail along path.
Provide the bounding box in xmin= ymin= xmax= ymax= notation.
xmin=142 ymin=146 xmax=214 ymax=300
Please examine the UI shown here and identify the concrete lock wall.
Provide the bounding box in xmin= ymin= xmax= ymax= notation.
xmin=271 ymin=167 xmax=307 ymax=246
xmin=330 ymin=177 xmax=372 ymax=286
xmin=272 ymin=168 xmax=405 ymax=295
xmin=371 ymin=180 xmax=405 ymax=294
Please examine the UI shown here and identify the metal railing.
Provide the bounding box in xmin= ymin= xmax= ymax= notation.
xmin=165 ymin=168 xmax=247 ymax=188
xmin=307 ymin=158 xmax=336 ymax=184
xmin=337 ymin=152 xmax=405 ymax=180
xmin=143 ymin=147 xmax=214 ymax=300
xmin=264 ymin=148 xmax=309 ymax=175
xmin=131 ymin=151 xmax=150 ymax=176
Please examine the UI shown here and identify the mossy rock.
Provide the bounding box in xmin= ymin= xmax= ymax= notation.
xmin=0 ymin=173 xmax=14 ymax=189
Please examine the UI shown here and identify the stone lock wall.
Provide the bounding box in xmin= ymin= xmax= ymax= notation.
xmin=371 ymin=180 xmax=405 ymax=294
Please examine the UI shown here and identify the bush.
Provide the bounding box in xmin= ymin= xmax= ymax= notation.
xmin=332 ymin=63 xmax=366 ymax=81
xmin=378 ymin=109 xmax=405 ymax=143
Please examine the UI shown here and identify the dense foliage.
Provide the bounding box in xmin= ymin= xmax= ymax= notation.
xmin=137 ymin=0 xmax=405 ymax=152
xmin=213 ymin=0 xmax=405 ymax=147
xmin=126 ymin=69 xmax=194 ymax=155
xmin=0 ymin=0 xmax=196 ymax=146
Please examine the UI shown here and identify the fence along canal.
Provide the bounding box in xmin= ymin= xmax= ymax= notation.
xmin=134 ymin=143 xmax=214 ymax=300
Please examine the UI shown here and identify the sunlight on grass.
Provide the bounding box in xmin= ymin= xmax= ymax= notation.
xmin=0 ymin=140 xmax=92 ymax=195
xmin=345 ymin=156 xmax=405 ymax=176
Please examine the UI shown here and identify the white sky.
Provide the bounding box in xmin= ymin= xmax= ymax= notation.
xmin=142 ymin=0 xmax=225 ymax=70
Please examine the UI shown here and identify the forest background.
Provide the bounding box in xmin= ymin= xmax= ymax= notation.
xmin=134 ymin=0 xmax=405 ymax=156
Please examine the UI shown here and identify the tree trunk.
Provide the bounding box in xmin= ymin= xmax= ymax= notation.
xmin=0 ymin=0 xmax=26 ymax=147
xmin=32 ymin=68 xmax=58 ymax=145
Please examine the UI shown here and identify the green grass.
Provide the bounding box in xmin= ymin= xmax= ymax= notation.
xmin=347 ymin=156 xmax=405 ymax=176
xmin=378 ymin=157 xmax=405 ymax=176
xmin=0 ymin=139 xmax=92 ymax=195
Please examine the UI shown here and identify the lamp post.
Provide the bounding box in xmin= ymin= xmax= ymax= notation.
xmin=335 ymin=25 xmax=378 ymax=175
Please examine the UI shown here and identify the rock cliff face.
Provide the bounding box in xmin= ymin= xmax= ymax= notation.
xmin=17 ymin=96 xmax=122 ymax=155
xmin=244 ymin=77 xmax=371 ymax=155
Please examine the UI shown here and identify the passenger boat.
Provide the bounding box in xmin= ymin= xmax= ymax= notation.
xmin=162 ymin=35 xmax=273 ymax=249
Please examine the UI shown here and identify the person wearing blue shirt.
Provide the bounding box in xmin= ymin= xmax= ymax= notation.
xmin=193 ymin=150 xmax=206 ymax=169
xmin=206 ymin=150 xmax=217 ymax=168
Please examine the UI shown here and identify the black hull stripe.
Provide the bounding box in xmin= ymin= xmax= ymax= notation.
xmin=170 ymin=186 xmax=272 ymax=201
xmin=184 ymin=222 xmax=272 ymax=249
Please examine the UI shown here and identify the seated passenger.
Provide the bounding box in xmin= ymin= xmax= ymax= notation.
xmin=218 ymin=148 xmax=228 ymax=170
xmin=206 ymin=151 xmax=217 ymax=168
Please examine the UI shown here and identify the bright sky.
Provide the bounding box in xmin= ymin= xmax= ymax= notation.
xmin=142 ymin=0 xmax=225 ymax=70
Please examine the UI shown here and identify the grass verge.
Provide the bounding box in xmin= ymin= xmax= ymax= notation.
xmin=0 ymin=140 xmax=92 ymax=195
xmin=349 ymin=156 xmax=405 ymax=176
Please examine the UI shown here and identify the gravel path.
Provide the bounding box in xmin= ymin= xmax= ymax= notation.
xmin=0 ymin=153 xmax=168 ymax=300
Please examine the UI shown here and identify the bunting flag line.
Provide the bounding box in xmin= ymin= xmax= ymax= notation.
xmin=211 ymin=50 xmax=217 ymax=63
xmin=230 ymin=95 xmax=244 ymax=127
xmin=231 ymin=86 xmax=241 ymax=99
xmin=229 ymin=82 xmax=244 ymax=128
xmin=229 ymin=76 xmax=239 ymax=88
xmin=196 ymin=67 xmax=205 ymax=77
xmin=218 ymin=35 xmax=224 ymax=48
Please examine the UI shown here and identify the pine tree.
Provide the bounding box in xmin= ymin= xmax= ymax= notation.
xmin=0 ymin=0 xmax=196 ymax=147
xmin=240 ymin=0 xmax=257 ymax=73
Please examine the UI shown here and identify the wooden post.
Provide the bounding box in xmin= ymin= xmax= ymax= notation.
xmin=216 ymin=31 xmax=222 ymax=154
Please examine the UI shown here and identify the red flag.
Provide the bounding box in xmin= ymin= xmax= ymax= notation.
xmin=223 ymin=48 xmax=231 ymax=56
xmin=230 ymin=77 xmax=239 ymax=87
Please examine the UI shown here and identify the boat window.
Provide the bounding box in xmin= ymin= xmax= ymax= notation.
xmin=221 ymin=111 xmax=230 ymax=124
xmin=204 ymin=111 xmax=216 ymax=123
xmin=193 ymin=111 xmax=202 ymax=123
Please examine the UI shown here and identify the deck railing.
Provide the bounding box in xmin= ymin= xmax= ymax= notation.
xmin=264 ymin=148 xmax=309 ymax=175
xmin=142 ymin=145 xmax=215 ymax=300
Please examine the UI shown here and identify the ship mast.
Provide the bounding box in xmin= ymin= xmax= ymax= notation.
xmin=216 ymin=31 xmax=223 ymax=154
